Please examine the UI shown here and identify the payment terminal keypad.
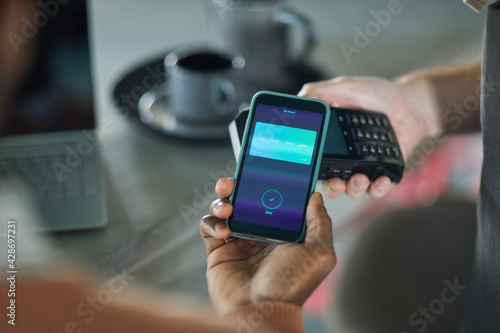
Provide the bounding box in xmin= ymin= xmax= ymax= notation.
xmin=342 ymin=110 xmax=402 ymax=161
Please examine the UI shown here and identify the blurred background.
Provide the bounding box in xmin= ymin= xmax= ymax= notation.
xmin=1 ymin=0 xmax=486 ymax=332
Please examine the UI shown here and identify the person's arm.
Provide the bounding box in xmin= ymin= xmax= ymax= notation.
xmin=298 ymin=58 xmax=482 ymax=199
xmin=0 ymin=276 xmax=237 ymax=333
xmin=397 ymin=58 xmax=482 ymax=135
xmin=1 ymin=274 xmax=304 ymax=333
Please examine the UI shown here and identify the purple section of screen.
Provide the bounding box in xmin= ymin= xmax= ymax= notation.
xmin=232 ymin=167 xmax=310 ymax=231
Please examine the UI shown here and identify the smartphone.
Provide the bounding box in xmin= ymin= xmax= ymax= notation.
xmin=227 ymin=91 xmax=330 ymax=243
xmin=229 ymin=107 xmax=404 ymax=184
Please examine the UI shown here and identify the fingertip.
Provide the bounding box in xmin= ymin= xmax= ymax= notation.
xmin=369 ymin=176 xmax=392 ymax=198
xmin=200 ymin=214 xmax=212 ymax=224
xmin=215 ymin=178 xmax=234 ymax=198
xmin=312 ymin=192 xmax=324 ymax=205
xmin=200 ymin=215 xmax=217 ymax=237
xmin=209 ymin=199 xmax=233 ymax=219
xmin=346 ymin=174 xmax=369 ymax=198
xmin=200 ymin=216 xmax=229 ymax=256
xmin=308 ymin=192 xmax=326 ymax=213
xmin=200 ymin=216 xmax=230 ymax=239
xmin=323 ymin=178 xmax=346 ymax=199
xmin=214 ymin=222 xmax=231 ymax=238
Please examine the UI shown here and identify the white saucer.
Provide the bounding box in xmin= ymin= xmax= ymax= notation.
xmin=137 ymin=83 xmax=231 ymax=140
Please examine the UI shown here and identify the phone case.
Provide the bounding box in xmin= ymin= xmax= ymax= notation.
xmin=227 ymin=91 xmax=330 ymax=243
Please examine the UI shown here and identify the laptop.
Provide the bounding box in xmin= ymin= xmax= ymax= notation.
xmin=0 ymin=0 xmax=107 ymax=231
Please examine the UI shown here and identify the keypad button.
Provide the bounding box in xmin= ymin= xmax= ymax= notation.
xmin=356 ymin=129 xmax=364 ymax=140
xmin=380 ymin=133 xmax=387 ymax=142
xmin=365 ymin=131 xmax=372 ymax=140
xmin=377 ymin=146 xmax=385 ymax=156
xmin=360 ymin=115 xmax=367 ymax=126
xmin=369 ymin=145 xmax=377 ymax=156
xmin=352 ymin=115 xmax=360 ymax=126
xmin=383 ymin=118 xmax=390 ymax=129
xmin=375 ymin=117 xmax=382 ymax=127
xmin=388 ymin=132 xmax=395 ymax=144
xmin=385 ymin=147 xmax=392 ymax=157
xmin=338 ymin=115 xmax=344 ymax=123
xmin=367 ymin=117 xmax=375 ymax=126
xmin=372 ymin=132 xmax=380 ymax=141
xmin=362 ymin=145 xmax=370 ymax=155
xmin=392 ymin=147 xmax=401 ymax=159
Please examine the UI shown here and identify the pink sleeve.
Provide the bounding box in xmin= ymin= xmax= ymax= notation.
xmin=222 ymin=301 xmax=303 ymax=333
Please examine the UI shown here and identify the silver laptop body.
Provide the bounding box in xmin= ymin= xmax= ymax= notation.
xmin=0 ymin=0 xmax=107 ymax=231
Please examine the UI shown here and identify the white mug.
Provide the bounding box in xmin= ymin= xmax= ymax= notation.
xmin=208 ymin=0 xmax=316 ymax=90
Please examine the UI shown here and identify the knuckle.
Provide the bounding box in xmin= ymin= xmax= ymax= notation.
xmin=323 ymin=250 xmax=337 ymax=269
xmin=312 ymin=242 xmax=336 ymax=268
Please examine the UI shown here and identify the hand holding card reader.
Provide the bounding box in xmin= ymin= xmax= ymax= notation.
xmin=229 ymin=106 xmax=405 ymax=184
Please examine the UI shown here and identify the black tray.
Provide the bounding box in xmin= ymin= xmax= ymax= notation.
xmin=112 ymin=54 xmax=328 ymax=143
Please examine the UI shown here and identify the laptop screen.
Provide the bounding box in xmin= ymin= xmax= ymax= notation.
xmin=0 ymin=0 xmax=94 ymax=137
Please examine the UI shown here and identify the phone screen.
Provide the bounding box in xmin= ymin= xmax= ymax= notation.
xmin=229 ymin=96 xmax=328 ymax=243
xmin=324 ymin=108 xmax=349 ymax=156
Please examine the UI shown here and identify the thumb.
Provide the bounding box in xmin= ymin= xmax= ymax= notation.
xmin=304 ymin=193 xmax=333 ymax=247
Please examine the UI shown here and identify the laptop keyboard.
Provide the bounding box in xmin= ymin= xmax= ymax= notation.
xmin=0 ymin=143 xmax=101 ymax=199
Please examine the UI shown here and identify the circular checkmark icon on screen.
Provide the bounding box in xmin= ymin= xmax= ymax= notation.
xmin=261 ymin=190 xmax=283 ymax=210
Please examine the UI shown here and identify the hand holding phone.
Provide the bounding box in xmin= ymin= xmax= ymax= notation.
xmin=227 ymin=91 xmax=330 ymax=243
xmin=201 ymin=178 xmax=336 ymax=315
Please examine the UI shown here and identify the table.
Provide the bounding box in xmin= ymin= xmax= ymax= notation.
xmin=52 ymin=0 xmax=485 ymax=304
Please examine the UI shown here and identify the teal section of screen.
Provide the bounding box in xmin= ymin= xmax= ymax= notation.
xmin=249 ymin=122 xmax=317 ymax=165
